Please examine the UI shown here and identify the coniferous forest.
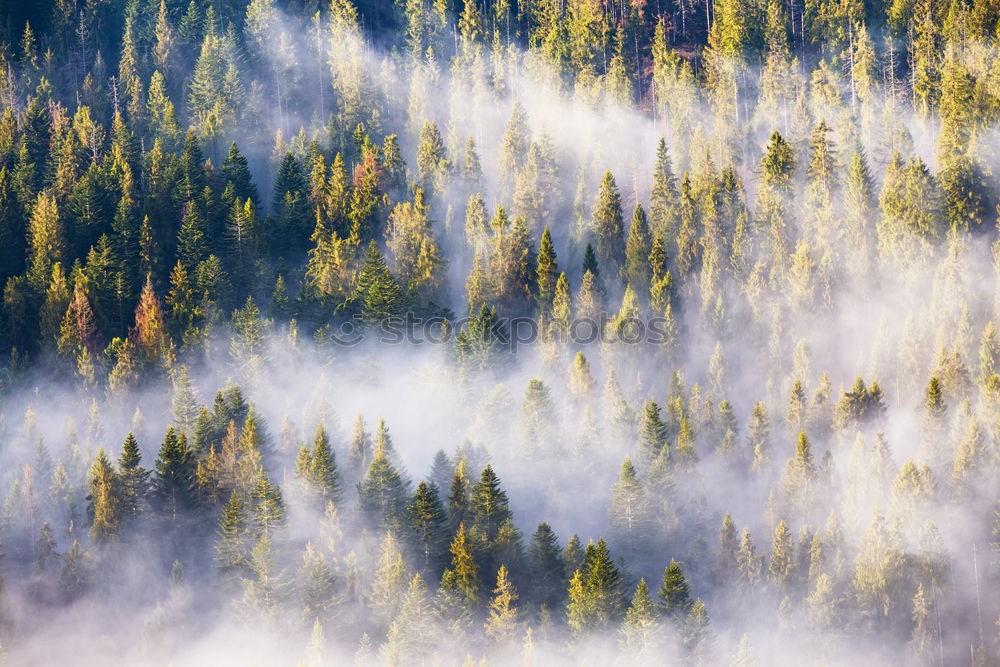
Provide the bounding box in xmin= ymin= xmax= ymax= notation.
xmin=0 ymin=0 xmax=1000 ymax=663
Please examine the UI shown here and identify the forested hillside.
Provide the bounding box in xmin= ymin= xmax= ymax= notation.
xmin=0 ymin=0 xmax=997 ymax=664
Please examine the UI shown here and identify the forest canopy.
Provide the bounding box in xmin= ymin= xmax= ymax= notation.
xmin=0 ymin=0 xmax=996 ymax=664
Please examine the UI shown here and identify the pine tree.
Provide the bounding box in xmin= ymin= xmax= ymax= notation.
xmin=768 ymin=520 xmax=795 ymax=592
xmin=407 ymin=481 xmax=449 ymax=576
xmin=527 ymin=522 xmax=565 ymax=609
xmin=484 ymin=564 xmax=520 ymax=643
xmin=27 ymin=191 xmax=66 ymax=291
xmin=658 ymin=558 xmax=692 ymax=621
xmin=300 ymin=542 xmax=337 ymax=626
xmin=358 ymin=436 xmax=409 ymax=531
xmin=371 ymin=530 xmax=409 ymax=622
xmin=249 ymin=474 xmax=286 ymax=539
xmin=240 ymin=533 xmax=293 ymax=629
xmin=171 ymin=367 xmax=200 ymax=435
xmin=650 ymin=138 xmax=678 ymax=237
xmin=621 ymin=578 xmax=659 ymax=652
xmin=536 ymin=226 xmax=558 ymax=312
xmin=87 ymin=449 xmax=119 ymax=544
xmin=717 ymin=513 xmax=738 ymax=579
xmin=297 ymin=426 xmax=342 ymax=505
xmin=222 ymin=142 xmax=258 ymax=207
xmin=909 ymin=581 xmax=935 ymax=662
xmin=117 ymin=433 xmax=149 ymax=527
xmin=625 ymin=203 xmax=652 ymax=294
xmin=348 ymin=413 xmax=372 ymax=480
xmin=570 ymin=539 xmax=624 ymax=632
xmin=216 ymin=492 xmax=250 ymax=576
xmin=682 ymin=599 xmax=711 ymax=655
xmin=472 ymin=465 xmax=512 ymax=542
xmin=385 ymin=573 xmax=438 ymax=662
xmin=415 ymin=120 xmax=449 ymax=196
xmin=593 ymin=171 xmax=626 ymax=278
xmin=609 ymin=457 xmax=651 ymax=553
xmin=447 ymin=461 xmax=471 ymax=534
xmin=445 ymin=522 xmax=482 ymax=606
xmin=354 ymin=240 xmax=404 ymax=324
xmin=674 ymin=417 xmax=698 ymax=468
xmin=640 ymin=400 xmax=668 ymax=465
xmin=152 ymin=426 xmax=197 ymax=531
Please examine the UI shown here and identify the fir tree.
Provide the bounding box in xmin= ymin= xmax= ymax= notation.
xmin=593 ymin=171 xmax=626 ymax=279
xmin=407 ymin=481 xmax=449 ymax=576
xmin=658 ymin=558 xmax=692 ymax=621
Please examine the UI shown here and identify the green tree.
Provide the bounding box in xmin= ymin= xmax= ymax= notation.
xmin=152 ymin=426 xmax=198 ymax=532
xmin=117 ymin=433 xmax=149 ymax=528
xmin=527 ymin=522 xmax=565 ymax=609
xmin=444 ymin=522 xmax=482 ymax=606
xmin=354 ymin=240 xmax=404 ymax=324
xmin=472 ymin=465 xmax=512 ymax=542
xmin=625 ymin=204 xmax=652 ymax=295
xmin=593 ymin=171 xmax=626 ymax=278
xmin=296 ymin=426 xmax=342 ymax=506
xmin=407 ymin=481 xmax=449 ymax=575
xmin=358 ymin=434 xmax=410 ymax=531
xmin=568 ymin=539 xmax=624 ymax=634
xmin=658 ymin=558 xmax=692 ymax=621
xmin=536 ymin=225 xmax=558 ymax=312
xmin=216 ymin=492 xmax=250 ymax=576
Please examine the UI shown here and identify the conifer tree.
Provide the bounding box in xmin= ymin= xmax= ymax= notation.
xmin=658 ymin=558 xmax=692 ymax=621
xmin=117 ymin=433 xmax=149 ymax=527
xmin=568 ymin=538 xmax=624 ymax=633
xmin=249 ymin=473 xmax=286 ymax=540
xmin=527 ymin=523 xmax=565 ymax=609
xmin=152 ymin=426 xmax=198 ymax=531
xmin=609 ymin=457 xmax=651 ymax=553
xmin=358 ymin=433 xmax=409 ymax=531
xmin=385 ymin=574 xmax=438 ymax=662
xmin=472 ymin=465 xmax=512 ymax=542
xmin=625 ymin=203 xmax=652 ymax=295
xmin=484 ymin=564 xmax=520 ymax=643
xmin=297 ymin=426 xmax=342 ymax=505
xmin=535 ymin=226 xmax=558 ymax=312
xmin=407 ymin=481 xmax=449 ymax=575
xmin=650 ymin=139 xmax=678 ymax=237
xmin=87 ymin=449 xmax=119 ymax=544
xmin=592 ymin=171 xmax=626 ymax=279
xmin=621 ymin=578 xmax=659 ymax=652
xmin=300 ymin=542 xmax=337 ymax=624
xmin=444 ymin=522 xmax=482 ymax=606
xmin=216 ymin=492 xmax=250 ymax=576
xmin=640 ymin=400 xmax=668 ymax=465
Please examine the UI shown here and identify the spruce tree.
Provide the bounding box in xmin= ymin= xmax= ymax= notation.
xmin=87 ymin=449 xmax=120 ymax=544
xmin=592 ymin=171 xmax=626 ymax=279
xmin=658 ymin=558 xmax=692 ymax=621
xmin=484 ymin=564 xmax=520 ymax=643
xmin=407 ymin=481 xmax=449 ymax=576
xmin=444 ymin=522 xmax=482 ymax=606
xmin=625 ymin=203 xmax=652 ymax=294
xmin=535 ymin=225 xmax=558 ymax=312
xmin=216 ymin=492 xmax=250 ymax=576
xmin=527 ymin=523 xmax=566 ymax=609
xmin=358 ymin=436 xmax=409 ymax=531
xmin=622 ymin=578 xmax=659 ymax=652
xmin=471 ymin=465 xmax=512 ymax=542
xmin=152 ymin=426 xmax=198 ymax=530
xmin=117 ymin=433 xmax=149 ymax=528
